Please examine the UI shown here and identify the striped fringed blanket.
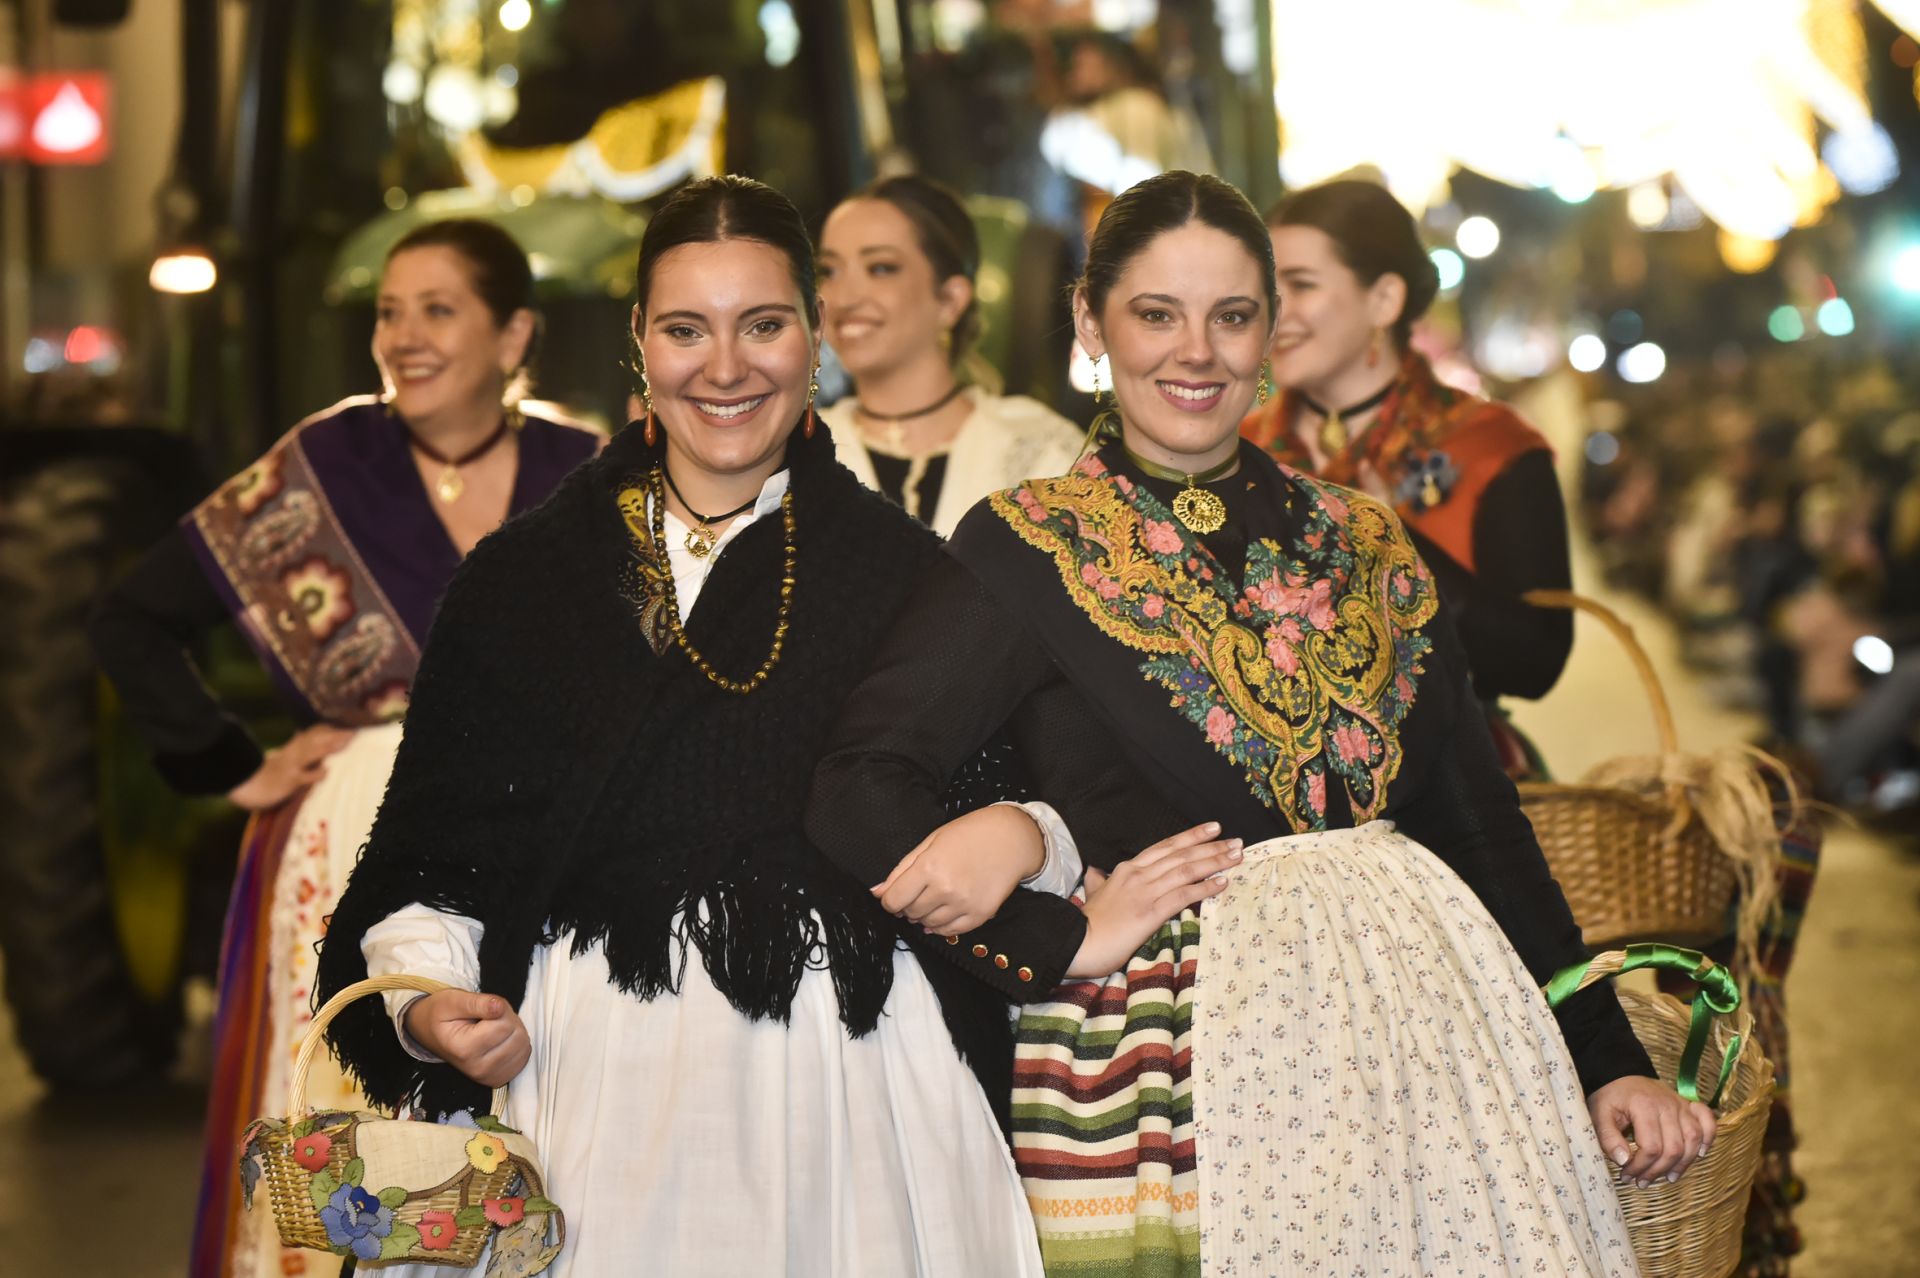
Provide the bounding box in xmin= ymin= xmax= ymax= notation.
xmin=1010 ymin=911 xmax=1202 ymax=1278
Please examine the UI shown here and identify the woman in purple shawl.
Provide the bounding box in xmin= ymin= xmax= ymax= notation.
xmin=90 ymin=219 xmax=600 ymax=1278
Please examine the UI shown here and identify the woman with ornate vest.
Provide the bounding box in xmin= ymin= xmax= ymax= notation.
xmin=1241 ymin=180 xmax=1571 ymax=777
xmin=89 ymin=220 xmax=600 ymax=1277
xmin=816 ymin=174 xmax=1083 ymax=535
xmin=813 ymin=172 xmax=1715 ymax=1276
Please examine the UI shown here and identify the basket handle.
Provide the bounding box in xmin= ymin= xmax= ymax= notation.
xmin=1543 ymin=943 xmax=1743 ymax=1107
xmin=1520 ymin=589 xmax=1690 ymax=827
xmin=290 ymin=974 xmax=507 ymax=1119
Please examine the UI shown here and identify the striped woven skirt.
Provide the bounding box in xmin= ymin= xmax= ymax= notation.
xmin=1010 ymin=821 xmax=1639 ymax=1277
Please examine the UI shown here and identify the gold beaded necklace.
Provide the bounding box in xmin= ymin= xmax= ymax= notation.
xmin=650 ymin=465 xmax=795 ymax=695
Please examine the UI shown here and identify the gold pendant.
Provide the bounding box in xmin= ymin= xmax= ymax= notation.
xmin=1317 ymin=411 xmax=1348 ymax=456
xmin=435 ymin=466 xmax=464 ymax=503
xmin=1422 ymin=475 xmax=1442 ymax=508
xmin=684 ymin=524 xmax=717 ymax=558
xmin=1171 ymin=485 xmax=1227 ymax=535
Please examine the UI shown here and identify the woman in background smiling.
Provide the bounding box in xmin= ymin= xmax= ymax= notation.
xmin=817 ymin=174 xmax=1082 ymax=534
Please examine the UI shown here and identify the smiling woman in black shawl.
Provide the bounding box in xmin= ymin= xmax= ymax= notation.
xmin=315 ymin=177 xmax=1093 ymax=1278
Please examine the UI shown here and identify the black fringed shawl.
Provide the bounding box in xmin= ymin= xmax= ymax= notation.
xmin=316 ymin=420 xmax=1020 ymax=1121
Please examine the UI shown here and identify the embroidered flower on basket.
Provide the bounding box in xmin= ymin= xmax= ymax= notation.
xmin=483 ymin=1196 xmax=527 ymax=1227
xmin=465 ymin=1131 xmax=508 ymax=1174
xmin=290 ymin=1130 xmax=333 ymax=1173
xmin=280 ymin=557 xmax=356 ymax=642
xmin=321 ymin=1184 xmax=395 ymax=1261
xmin=418 ymin=1210 xmax=458 ymax=1251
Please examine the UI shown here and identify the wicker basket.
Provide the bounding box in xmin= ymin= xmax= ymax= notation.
xmin=241 ymin=974 xmax=563 ymax=1270
xmin=1517 ymin=590 xmax=1739 ymax=948
xmin=1547 ymin=946 xmax=1775 ymax=1278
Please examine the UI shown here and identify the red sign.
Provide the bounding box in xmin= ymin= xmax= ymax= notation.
xmin=23 ymin=73 xmax=110 ymax=165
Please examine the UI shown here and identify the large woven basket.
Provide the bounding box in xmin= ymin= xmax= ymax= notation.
xmin=242 ymin=974 xmax=563 ymax=1270
xmin=1548 ymin=946 xmax=1775 ymax=1278
xmin=1517 ymin=590 xmax=1738 ymax=948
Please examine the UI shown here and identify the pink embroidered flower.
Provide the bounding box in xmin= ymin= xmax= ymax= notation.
xmin=483 ymin=1197 xmax=526 ymax=1227
xmin=1250 ymin=571 xmax=1337 ymax=631
xmin=1205 ymin=705 xmax=1237 ymax=747
xmin=1142 ymin=518 xmax=1184 ymax=556
xmin=418 ymin=1210 xmax=458 ymax=1251
xmin=1332 ymin=723 xmax=1372 ymax=765
xmin=1304 ymin=531 xmax=1324 ymax=550
xmin=290 ymin=1129 xmax=333 ymax=1172
xmin=1307 ymin=771 xmax=1327 ymax=816
xmin=1079 ymin=561 xmax=1122 ymax=600
xmin=1318 ymin=489 xmax=1349 ymax=520
xmin=1142 ymin=595 xmax=1166 ymax=619
xmin=1016 ymin=489 xmax=1048 ymax=524
xmin=1265 ymin=626 xmax=1301 ymax=676
xmin=232 ymin=454 xmax=284 ymax=516
xmin=280 ymin=557 xmax=355 ymax=642
xmin=1395 ymin=673 xmax=1414 ymax=701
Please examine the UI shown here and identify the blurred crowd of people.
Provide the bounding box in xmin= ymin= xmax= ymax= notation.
xmin=1581 ymin=346 xmax=1920 ymax=821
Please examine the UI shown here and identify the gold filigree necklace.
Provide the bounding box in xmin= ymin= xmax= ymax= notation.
xmin=1121 ymin=444 xmax=1237 ymax=535
xmin=661 ymin=465 xmax=758 ymax=559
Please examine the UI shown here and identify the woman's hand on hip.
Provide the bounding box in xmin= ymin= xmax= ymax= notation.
xmin=873 ymin=804 xmax=1046 ymax=936
xmin=227 ymin=724 xmax=353 ymax=811
xmin=403 ymin=990 xmax=532 ymax=1089
xmin=1066 ymin=823 xmax=1241 ymax=978
xmin=1586 ymin=1075 xmax=1717 ymax=1187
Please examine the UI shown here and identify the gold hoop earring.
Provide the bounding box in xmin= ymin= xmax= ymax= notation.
xmin=1256 ymin=359 xmax=1272 ymax=406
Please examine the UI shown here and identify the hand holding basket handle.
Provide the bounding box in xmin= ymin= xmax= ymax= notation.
xmin=402 ymin=988 xmax=532 ymax=1089
xmin=1548 ymin=945 xmax=1738 ymax=1189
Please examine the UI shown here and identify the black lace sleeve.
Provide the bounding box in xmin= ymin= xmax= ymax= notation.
xmin=810 ymin=554 xmax=1192 ymax=1000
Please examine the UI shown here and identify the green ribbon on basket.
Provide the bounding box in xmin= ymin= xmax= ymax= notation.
xmin=1543 ymin=942 xmax=1743 ymax=1107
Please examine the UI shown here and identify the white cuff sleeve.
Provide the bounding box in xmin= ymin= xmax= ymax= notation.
xmin=999 ymin=800 xmax=1084 ymax=899
xmin=360 ymin=903 xmax=485 ymax=1064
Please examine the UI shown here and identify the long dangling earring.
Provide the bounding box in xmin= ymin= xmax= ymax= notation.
xmin=1365 ymin=329 xmax=1383 ymax=369
xmin=1256 ymin=359 xmax=1273 ymax=406
xmin=1081 ymin=353 xmax=1117 ymax=455
xmin=633 ymin=335 xmax=657 ymax=446
xmin=804 ymin=361 xmax=820 ymax=439
xmin=502 ymin=364 xmax=527 ymax=431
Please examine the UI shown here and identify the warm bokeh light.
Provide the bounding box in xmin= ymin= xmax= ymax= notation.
xmin=1456 ymin=216 xmax=1501 ymax=259
xmin=1718 ymin=229 xmax=1779 ymax=274
xmin=498 ymin=0 xmax=532 ymax=33
xmin=149 ymin=251 xmax=217 ymax=295
xmin=1568 ymin=333 xmax=1608 ymax=373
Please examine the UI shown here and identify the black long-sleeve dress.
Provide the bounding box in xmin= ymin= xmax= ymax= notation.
xmin=809 ymin=440 xmax=1648 ymax=1275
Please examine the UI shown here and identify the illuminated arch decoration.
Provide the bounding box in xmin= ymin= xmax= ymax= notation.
xmin=1271 ymin=0 xmax=1918 ymax=240
xmin=455 ymin=76 xmax=727 ymax=202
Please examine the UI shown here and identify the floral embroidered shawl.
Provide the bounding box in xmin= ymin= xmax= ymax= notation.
xmin=960 ymin=444 xmax=1446 ymax=833
xmin=181 ymin=397 xmax=599 ymax=725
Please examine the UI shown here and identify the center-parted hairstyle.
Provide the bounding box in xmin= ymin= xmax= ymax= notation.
xmin=845 ymin=173 xmax=983 ymax=368
xmin=1265 ymin=180 xmax=1440 ymax=348
xmin=634 ymin=175 xmax=819 ymax=323
xmin=1078 ymin=170 xmax=1276 ymax=324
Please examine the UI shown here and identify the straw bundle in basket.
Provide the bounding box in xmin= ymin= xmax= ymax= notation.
xmin=1517 ymin=591 xmax=1793 ymax=974
xmin=239 ymin=974 xmax=564 ymax=1271
xmin=1549 ymin=947 xmax=1775 ymax=1278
